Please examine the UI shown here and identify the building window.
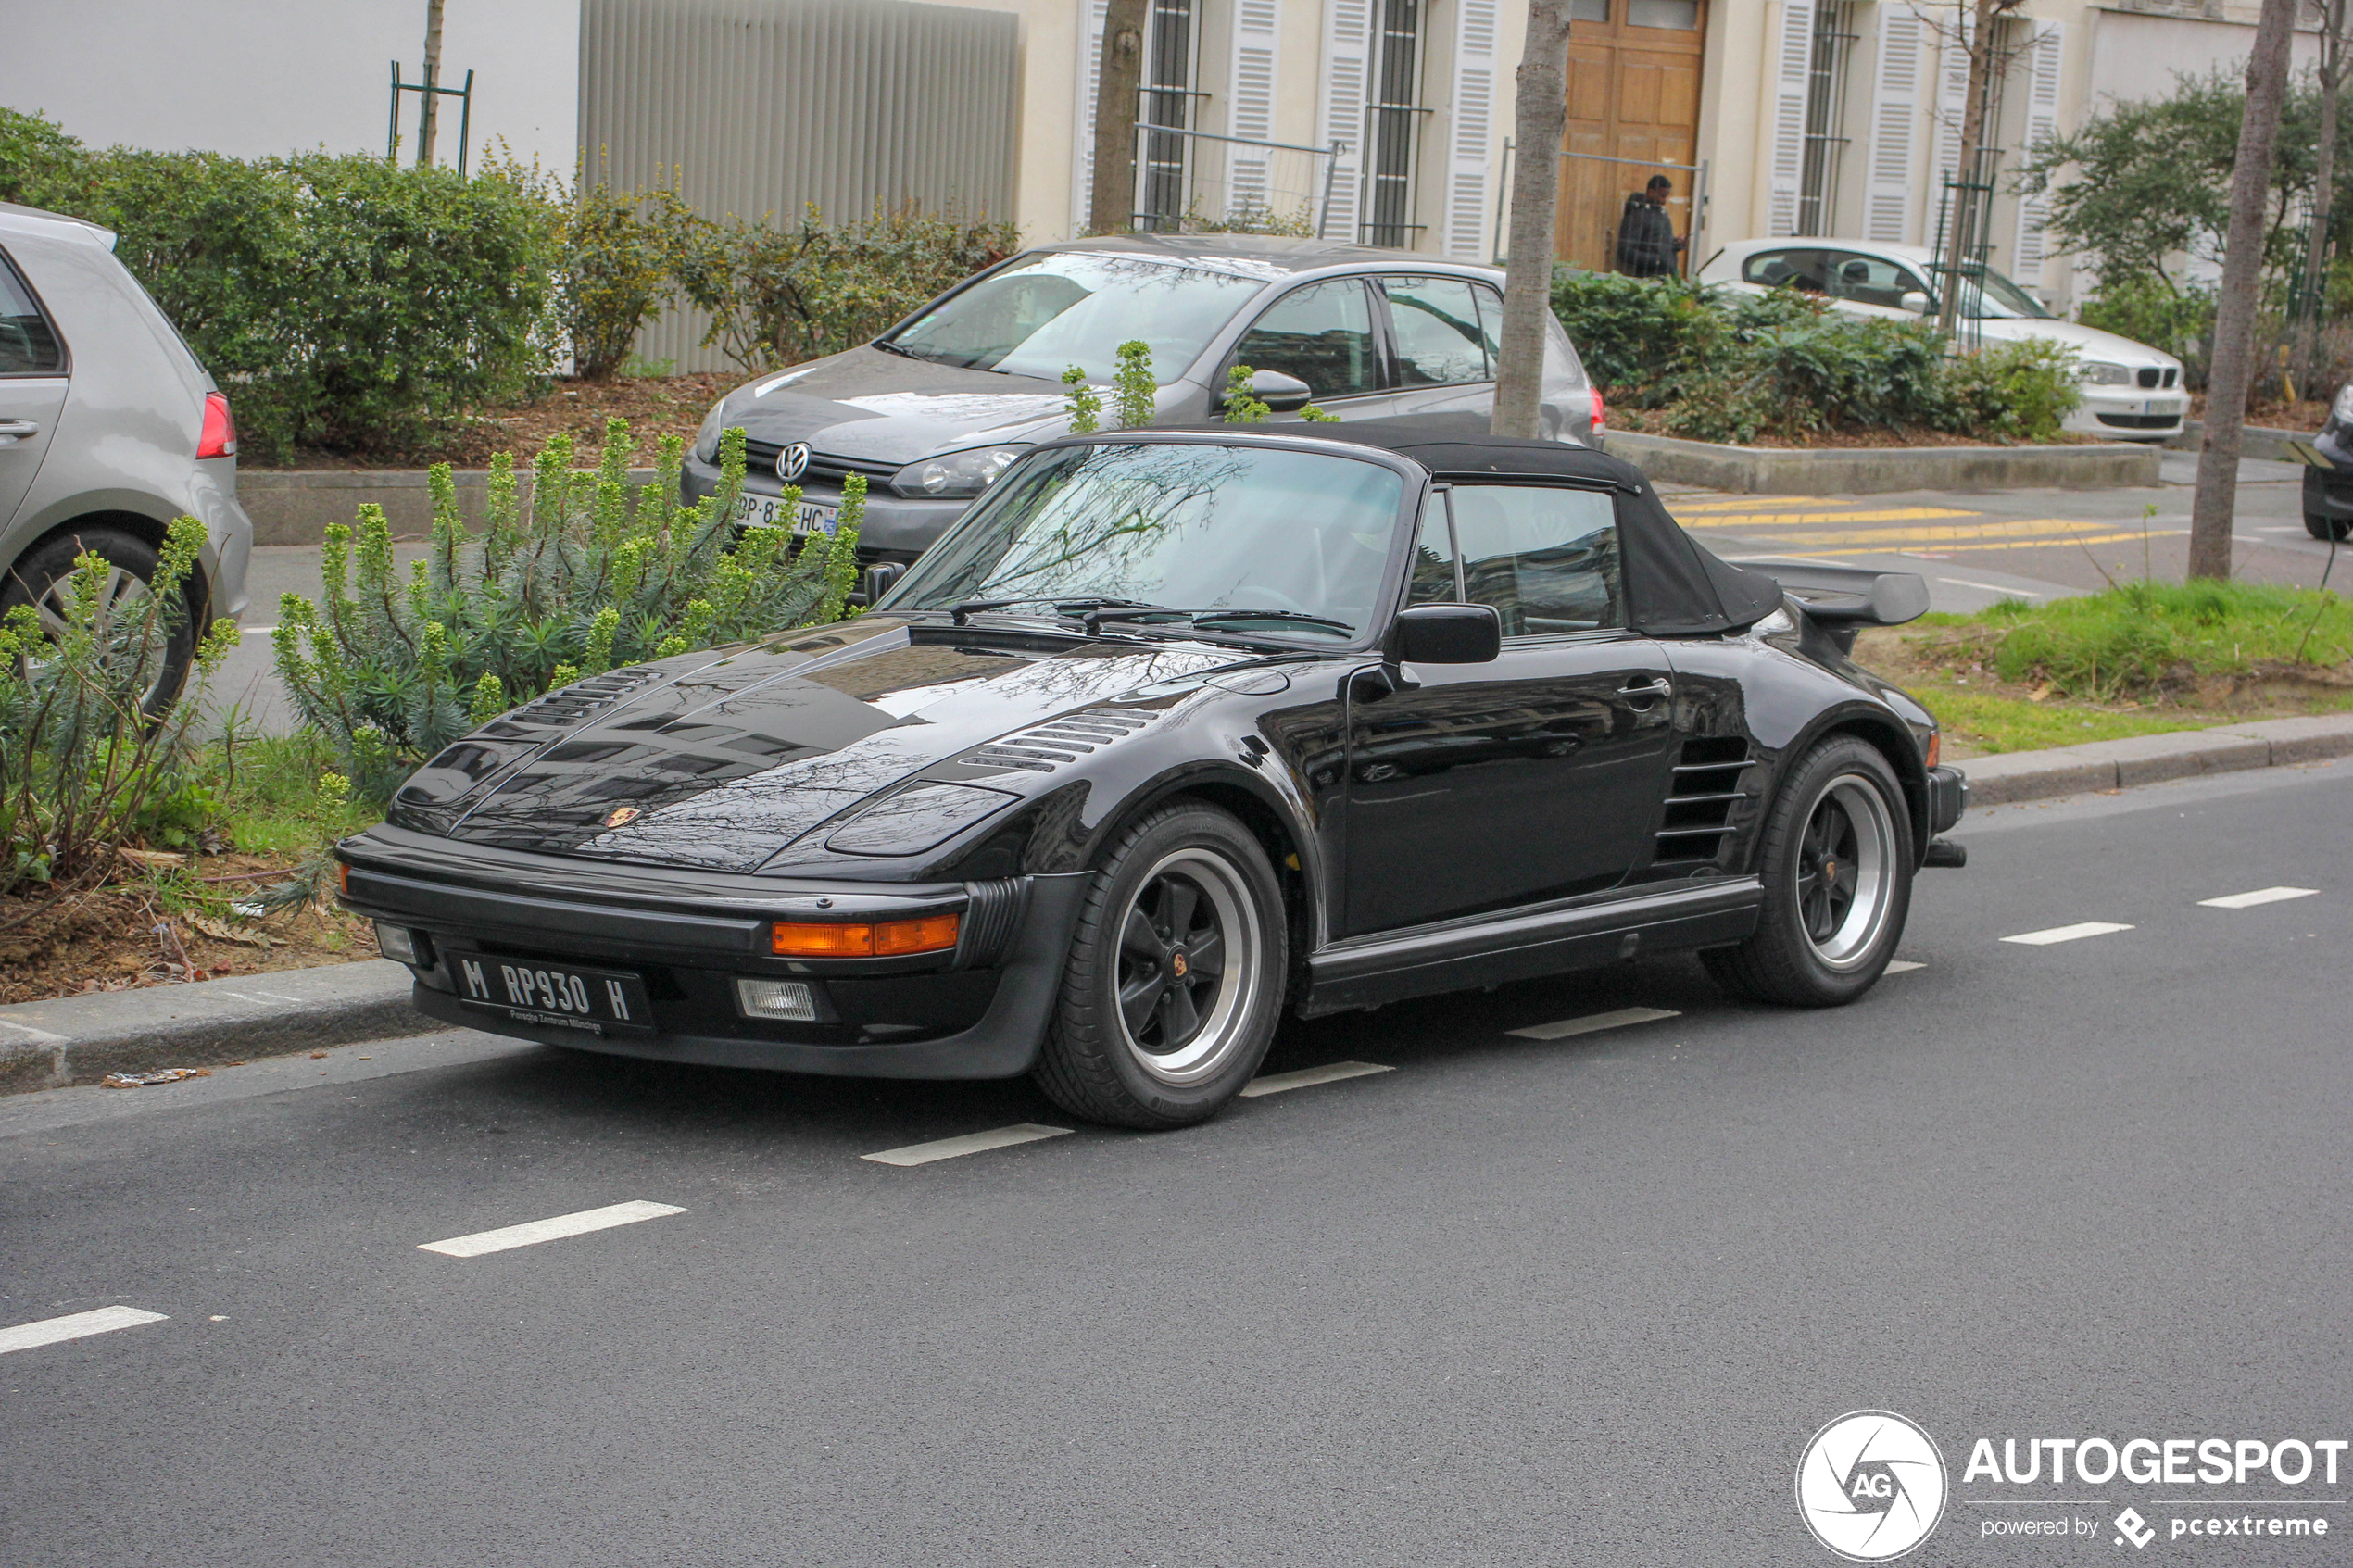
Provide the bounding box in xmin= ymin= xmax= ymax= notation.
xmin=1137 ymin=0 xmax=1199 ymax=232
xmin=1364 ymin=0 xmax=1425 ymax=247
xmin=1797 ymin=0 xmax=1859 ymax=236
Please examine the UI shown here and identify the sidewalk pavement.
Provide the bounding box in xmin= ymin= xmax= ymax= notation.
xmin=5 ymin=711 xmax=2350 ymax=1095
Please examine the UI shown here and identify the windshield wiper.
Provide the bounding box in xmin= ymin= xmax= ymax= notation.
xmin=948 ymin=596 xmax=1165 ymax=627
xmin=1091 ymin=606 xmax=1358 ymax=636
xmin=870 ymin=337 xmax=918 ymax=359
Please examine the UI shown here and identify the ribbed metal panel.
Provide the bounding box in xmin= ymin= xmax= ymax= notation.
xmin=580 ymin=0 xmax=1019 ymax=371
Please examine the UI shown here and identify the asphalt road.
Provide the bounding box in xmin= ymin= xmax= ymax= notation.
xmin=4 ymin=761 xmax=2347 ymax=1565
xmin=208 ymin=453 xmax=2326 ymax=734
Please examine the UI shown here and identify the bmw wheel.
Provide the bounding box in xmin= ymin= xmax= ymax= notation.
xmin=1702 ymin=734 xmax=1912 ymax=1007
xmin=1033 ymin=801 xmax=1286 ymax=1128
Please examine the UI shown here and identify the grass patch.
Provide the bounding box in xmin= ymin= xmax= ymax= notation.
xmin=198 ymin=723 xmax=382 ymax=856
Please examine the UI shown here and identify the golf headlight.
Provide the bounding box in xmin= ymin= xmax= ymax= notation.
xmin=2334 ymin=383 xmax=2353 ymax=425
xmin=2078 ymin=360 xmax=2133 ymax=386
xmin=889 ymin=445 xmax=1026 ymax=499
xmin=694 ymin=399 xmax=728 ymax=462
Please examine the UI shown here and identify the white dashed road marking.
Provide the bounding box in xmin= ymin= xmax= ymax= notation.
xmin=0 ymin=1306 xmax=168 ymax=1356
xmin=1883 ymin=960 xmax=1925 ymax=973
xmin=2001 ymin=922 xmax=2134 ymax=946
xmin=1239 ymin=1060 xmax=1392 ymax=1097
xmin=419 ymin=1200 xmax=686 ymax=1257
xmin=862 ymin=1123 xmax=1072 ymax=1167
xmin=1506 ymin=1006 xmax=1680 ymax=1041
xmin=2199 ymin=886 xmax=2318 ymax=909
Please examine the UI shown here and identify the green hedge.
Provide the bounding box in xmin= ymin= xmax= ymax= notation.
xmin=1552 ymin=268 xmax=2082 ymax=445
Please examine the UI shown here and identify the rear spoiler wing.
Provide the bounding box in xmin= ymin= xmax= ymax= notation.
xmin=1728 ymin=558 xmax=1931 ymax=647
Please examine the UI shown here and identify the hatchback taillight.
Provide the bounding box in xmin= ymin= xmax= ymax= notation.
xmin=196 ymin=391 xmax=236 ymax=459
xmin=1590 ymin=385 xmax=1608 ymax=433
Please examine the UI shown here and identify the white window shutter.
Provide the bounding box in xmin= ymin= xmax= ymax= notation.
xmin=1072 ymin=0 xmax=1109 ymax=237
xmin=2009 ymin=19 xmax=2063 ymax=282
xmin=1319 ymin=0 xmax=1373 ymax=242
xmin=1227 ymin=0 xmax=1282 ymax=219
xmin=1766 ymin=0 xmax=1816 ymax=238
xmin=1863 ymin=6 xmax=1923 ymax=244
xmin=1929 ymin=7 xmax=1971 ymax=201
xmin=1445 ymin=0 xmax=1498 ymax=258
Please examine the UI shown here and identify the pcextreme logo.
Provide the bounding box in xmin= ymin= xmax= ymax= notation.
xmin=1796 ymin=1411 xmax=1951 ymax=1562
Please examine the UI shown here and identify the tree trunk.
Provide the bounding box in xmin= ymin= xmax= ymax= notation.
xmin=2296 ymin=0 xmax=2346 ymax=393
xmin=2189 ymin=0 xmax=2300 ymax=581
xmin=1088 ymin=0 xmax=1150 ymax=236
xmin=1493 ymin=0 xmax=1576 ymax=439
xmin=419 ymin=0 xmax=447 ymax=167
xmin=1936 ymin=0 xmax=2001 ymax=340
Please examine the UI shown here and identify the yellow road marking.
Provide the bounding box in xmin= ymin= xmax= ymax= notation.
xmin=1687 ymin=517 xmax=2120 ymax=547
xmin=1680 ymin=506 xmax=1983 ymax=528
xmin=1669 ymin=494 xmax=1854 ymax=510
xmin=1806 ymin=529 xmax=2185 ymax=557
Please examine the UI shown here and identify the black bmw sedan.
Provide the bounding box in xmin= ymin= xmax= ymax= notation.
xmin=338 ymin=421 xmax=1969 ymax=1129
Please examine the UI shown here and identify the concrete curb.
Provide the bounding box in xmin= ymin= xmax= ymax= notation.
xmin=4 ymin=714 xmax=2347 ymax=1096
xmin=2163 ymin=421 xmax=2315 ymax=465
xmin=1603 ymin=430 xmax=2161 ymax=495
xmin=236 ymin=468 xmax=661 ymax=547
xmin=0 ymin=960 xmax=431 ymax=1094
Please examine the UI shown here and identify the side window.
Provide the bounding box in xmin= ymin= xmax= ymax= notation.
xmin=1448 ymin=484 xmax=1624 ymax=637
xmin=1823 ymin=251 xmax=1924 ymax=310
xmin=1741 ymin=248 xmax=1831 ymax=295
xmin=1382 ymin=275 xmax=1491 ymax=387
xmin=1407 ymin=501 xmax=1457 ymax=605
xmin=0 ymin=255 xmax=64 ymax=374
xmin=1470 ymin=282 xmax=1504 ymax=375
xmin=1232 ymin=279 xmax=1381 ymax=400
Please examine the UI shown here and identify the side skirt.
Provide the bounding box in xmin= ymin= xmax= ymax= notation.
xmin=1298 ymin=878 xmax=1762 ymax=1018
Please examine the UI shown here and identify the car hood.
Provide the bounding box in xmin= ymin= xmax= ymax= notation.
xmin=385 ymin=618 xmax=1255 ymax=873
xmin=1972 ymin=317 xmax=2180 ymax=369
xmin=714 ymin=346 xmax=1079 ymax=466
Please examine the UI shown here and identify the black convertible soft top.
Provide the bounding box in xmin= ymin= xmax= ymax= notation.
xmin=1166 ymin=414 xmax=1787 ymax=636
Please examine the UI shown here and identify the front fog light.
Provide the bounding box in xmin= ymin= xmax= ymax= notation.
xmin=736 ymin=977 xmax=817 ymax=1022
xmin=373 ymin=922 xmax=428 ymax=966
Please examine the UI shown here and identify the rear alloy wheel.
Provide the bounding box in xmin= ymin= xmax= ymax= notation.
xmin=2308 ymin=512 xmax=2351 ymax=542
xmin=1033 ymin=802 xmax=1285 ymax=1128
xmin=1703 ymin=735 xmax=1912 ymax=1007
xmin=1 ymin=525 xmax=199 ymax=717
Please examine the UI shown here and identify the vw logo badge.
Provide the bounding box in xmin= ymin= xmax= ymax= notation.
xmin=777 ymin=442 xmax=812 ymax=483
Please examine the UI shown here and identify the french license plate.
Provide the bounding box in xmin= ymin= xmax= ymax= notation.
xmin=451 ymin=955 xmax=653 ymax=1035
xmin=732 ymin=490 xmax=839 ymax=537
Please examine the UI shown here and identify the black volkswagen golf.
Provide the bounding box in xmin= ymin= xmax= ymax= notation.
xmin=338 ymin=420 xmax=1969 ymax=1129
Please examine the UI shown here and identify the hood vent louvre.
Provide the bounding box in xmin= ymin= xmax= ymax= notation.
xmin=1655 ymin=736 xmax=1755 ymax=864
xmin=497 ymin=667 xmax=661 ymax=730
xmin=963 ymin=708 xmax=1160 ymax=774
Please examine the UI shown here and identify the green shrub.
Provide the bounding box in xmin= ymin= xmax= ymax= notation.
xmin=0 ymin=105 xmax=83 ymax=207
xmin=560 ymin=181 xmax=701 ymax=380
xmin=271 ymin=420 xmax=863 ymax=804
xmin=675 ymin=204 xmax=1018 ymax=373
xmin=1937 ymin=338 xmax=2082 ymax=444
xmin=1548 ymin=267 xmax=1722 ymax=395
xmin=0 ymin=518 xmax=238 ymax=897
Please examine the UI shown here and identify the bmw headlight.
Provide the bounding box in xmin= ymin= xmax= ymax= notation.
xmin=2334 ymin=383 xmax=2353 ymax=425
xmin=2078 ymin=360 xmax=2133 ymax=386
xmin=888 ymin=445 xmax=1026 ymax=500
xmin=694 ymin=398 xmax=728 ymax=462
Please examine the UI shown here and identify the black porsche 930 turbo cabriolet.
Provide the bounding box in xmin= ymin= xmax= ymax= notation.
xmin=337 ymin=420 xmax=1969 ymax=1128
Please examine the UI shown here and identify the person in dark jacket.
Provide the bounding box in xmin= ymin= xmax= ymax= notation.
xmin=1615 ymin=174 xmax=1685 ymax=277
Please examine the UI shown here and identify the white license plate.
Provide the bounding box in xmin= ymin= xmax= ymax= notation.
xmin=732 ymin=491 xmax=839 ymax=536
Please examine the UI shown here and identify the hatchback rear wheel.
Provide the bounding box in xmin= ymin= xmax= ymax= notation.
xmin=1 ymin=524 xmax=200 ymax=716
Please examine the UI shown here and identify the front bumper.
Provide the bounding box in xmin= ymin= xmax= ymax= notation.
xmin=1927 ymin=765 xmax=1969 ymax=834
xmin=337 ymin=826 xmax=1090 ymax=1080
xmin=681 ymin=452 xmax=975 ymax=561
xmin=2066 ymin=389 xmax=2186 ymax=441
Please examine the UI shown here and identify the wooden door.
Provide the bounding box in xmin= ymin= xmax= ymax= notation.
xmin=1554 ymin=1 xmax=1707 ymax=272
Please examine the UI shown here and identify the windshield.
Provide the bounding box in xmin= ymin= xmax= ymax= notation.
xmin=1943 ymin=263 xmax=2050 ymax=320
xmin=881 ymin=253 xmax=1267 ymax=383
xmin=882 ymin=443 xmax=1408 ymax=642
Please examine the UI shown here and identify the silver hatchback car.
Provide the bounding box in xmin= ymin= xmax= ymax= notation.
xmin=681 ymin=234 xmax=1601 ymax=568
xmin=0 ymin=202 xmax=253 ymax=709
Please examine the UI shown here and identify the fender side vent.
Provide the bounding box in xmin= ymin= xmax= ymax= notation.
xmin=1655 ymin=739 xmax=1755 ymax=863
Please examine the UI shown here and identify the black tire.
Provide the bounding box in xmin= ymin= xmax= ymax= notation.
xmin=2308 ymin=512 xmax=2351 ymax=542
xmin=1032 ymin=801 xmax=1287 ymax=1129
xmin=1703 ymin=734 xmax=1913 ymax=1007
xmin=1 ymin=524 xmax=199 ymax=716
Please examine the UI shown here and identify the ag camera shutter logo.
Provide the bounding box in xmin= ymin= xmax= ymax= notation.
xmin=1795 ymin=1411 xmax=1949 ymax=1561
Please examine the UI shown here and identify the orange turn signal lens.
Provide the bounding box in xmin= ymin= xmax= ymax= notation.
xmin=771 ymin=913 xmax=961 ymax=958
xmin=1923 ymin=732 xmax=1942 ymax=769
xmin=335 ymin=861 xmax=350 ymax=896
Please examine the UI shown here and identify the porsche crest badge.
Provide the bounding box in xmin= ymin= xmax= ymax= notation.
xmin=601 ymin=806 xmax=643 ymax=829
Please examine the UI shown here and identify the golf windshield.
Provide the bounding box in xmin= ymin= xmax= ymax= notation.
xmin=881 ymin=253 xmax=1266 ymax=383
xmin=1947 ymin=263 xmax=2051 ymax=320
xmin=882 ymin=443 xmax=1408 ymax=641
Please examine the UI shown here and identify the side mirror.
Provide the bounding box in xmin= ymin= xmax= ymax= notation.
xmin=1898 ymin=291 xmax=1931 ymax=316
xmin=1388 ymin=603 xmax=1502 ymax=665
xmin=860 ymin=560 xmax=907 ymax=608
xmin=1238 ymin=369 xmax=1313 ymax=413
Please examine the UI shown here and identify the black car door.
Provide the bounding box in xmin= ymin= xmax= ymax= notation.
xmin=1340 ymin=481 xmax=1678 ymax=936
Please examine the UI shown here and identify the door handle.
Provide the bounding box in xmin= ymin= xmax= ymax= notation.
xmin=0 ymin=420 xmax=39 ymax=443
xmin=1617 ymin=677 xmax=1672 ymax=697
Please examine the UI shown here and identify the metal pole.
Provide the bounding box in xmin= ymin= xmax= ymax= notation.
xmin=1493 ymin=138 xmax=1513 ymax=266
xmin=456 ymin=69 xmax=473 ymax=178
xmin=1316 ymin=141 xmax=1342 ymax=241
xmin=1692 ymin=157 xmax=1710 ymax=277
xmin=417 ymin=57 xmax=436 ymax=168
xmin=387 ymin=61 xmax=401 ymax=161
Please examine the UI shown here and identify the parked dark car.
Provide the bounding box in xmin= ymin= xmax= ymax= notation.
xmin=2305 ymin=383 xmax=2353 ymax=540
xmin=677 ymin=234 xmax=1600 ymax=570
xmin=338 ymin=420 xmax=1967 ymax=1130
